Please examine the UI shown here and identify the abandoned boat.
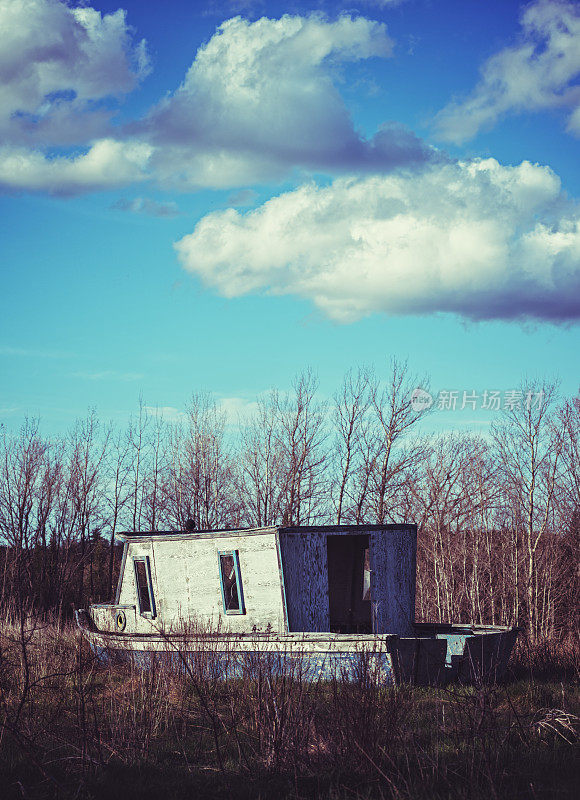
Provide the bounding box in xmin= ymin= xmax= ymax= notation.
xmin=76 ymin=524 xmax=518 ymax=685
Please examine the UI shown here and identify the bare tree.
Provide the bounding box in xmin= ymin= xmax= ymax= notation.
xmin=557 ymin=394 xmax=580 ymax=529
xmin=274 ymin=371 xmax=328 ymax=526
xmin=104 ymin=427 xmax=133 ymax=596
xmin=240 ymin=393 xmax=285 ymax=527
xmin=142 ymin=412 xmax=169 ymax=531
xmin=492 ymin=381 xmax=561 ymax=641
xmin=409 ymin=434 xmax=479 ymax=622
xmin=0 ymin=419 xmax=46 ymax=609
xmin=332 ymin=368 xmax=371 ymax=524
xmin=553 ymin=394 xmax=580 ymax=636
xmin=360 ymin=359 xmax=430 ymax=523
xmin=165 ymin=394 xmax=237 ymax=530
xmin=128 ymin=398 xmax=149 ymax=533
xmin=68 ymin=409 xmax=108 ymax=603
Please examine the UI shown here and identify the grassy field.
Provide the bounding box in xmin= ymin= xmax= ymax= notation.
xmin=0 ymin=621 xmax=578 ymax=800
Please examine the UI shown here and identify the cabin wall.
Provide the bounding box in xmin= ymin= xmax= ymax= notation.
xmin=370 ymin=527 xmax=416 ymax=636
xmin=117 ymin=532 xmax=286 ymax=634
xmin=279 ymin=526 xmax=416 ymax=636
xmin=278 ymin=531 xmax=330 ymax=632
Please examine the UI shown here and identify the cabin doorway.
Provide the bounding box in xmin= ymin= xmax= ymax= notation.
xmin=327 ymin=535 xmax=372 ymax=633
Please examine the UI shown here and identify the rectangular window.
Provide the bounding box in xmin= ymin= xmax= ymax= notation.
xmin=218 ymin=551 xmax=245 ymax=615
xmin=134 ymin=557 xmax=155 ymax=617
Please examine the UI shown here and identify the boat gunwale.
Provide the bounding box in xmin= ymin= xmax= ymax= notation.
xmin=414 ymin=622 xmax=520 ymax=634
xmin=77 ymin=615 xmax=400 ymax=646
xmin=77 ymin=610 xmax=518 ymax=646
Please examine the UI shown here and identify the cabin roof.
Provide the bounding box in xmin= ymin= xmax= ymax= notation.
xmin=115 ymin=523 xmax=416 ymax=543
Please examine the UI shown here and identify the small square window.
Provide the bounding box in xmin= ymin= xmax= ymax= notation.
xmin=218 ymin=551 xmax=245 ymax=615
xmin=134 ymin=557 xmax=156 ymax=617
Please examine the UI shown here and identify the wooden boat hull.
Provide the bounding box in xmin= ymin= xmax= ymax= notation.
xmin=76 ymin=610 xmax=518 ymax=686
xmin=400 ymin=623 xmax=519 ymax=684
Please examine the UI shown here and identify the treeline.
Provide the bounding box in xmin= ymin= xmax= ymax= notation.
xmin=0 ymin=362 xmax=578 ymax=643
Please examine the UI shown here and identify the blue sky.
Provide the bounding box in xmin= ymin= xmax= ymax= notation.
xmin=1 ymin=0 xmax=578 ymax=434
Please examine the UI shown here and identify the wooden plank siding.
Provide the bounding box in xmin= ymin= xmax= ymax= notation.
xmin=278 ymin=531 xmax=330 ymax=632
xmin=118 ymin=531 xmax=286 ymax=635
xmin=279 ymin=526 xmax=416 ymax=635
xmin=370 ymin=527 xmax=416 ymax=636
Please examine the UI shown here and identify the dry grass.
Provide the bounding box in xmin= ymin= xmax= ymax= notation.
xmin=0 ymin=618 xmax=578 ymax=800
xmin=508 ymin=633 xmax=580 ymax=682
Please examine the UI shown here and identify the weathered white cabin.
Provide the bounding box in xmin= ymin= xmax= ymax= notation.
xmin=92 ymin=525 xmax=417 ymax=638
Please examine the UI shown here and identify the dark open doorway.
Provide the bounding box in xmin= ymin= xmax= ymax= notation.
xmin=327 ymin=535 xmax=372 ymax=633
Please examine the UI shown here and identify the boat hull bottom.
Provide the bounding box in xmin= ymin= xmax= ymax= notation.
xmin=77 ymin=611 xmax=518 ymax=686
xmin=90 ymin=644 xmax=400 ymax=684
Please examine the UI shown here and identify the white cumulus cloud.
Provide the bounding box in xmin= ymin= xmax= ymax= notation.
xmin=175 ymin=158 xmax=580 ymax=323
xmin=0 ymin=0 xmax=149 ymax=145
xmin=144 ymin=13 xmax=435 ymax=189
xmin=0 ymin=139 xmax=151 ymax=195
xmin=435 ymin=0 xmax=580 ymax=143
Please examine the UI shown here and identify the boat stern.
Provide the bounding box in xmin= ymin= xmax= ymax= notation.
xmin=75 ymin=604 xmax=139 ymax=639
xmin=411 ymin=623 xmax=520 ymax=684
xmin=88 ymin=603 xmax=137 ymax=634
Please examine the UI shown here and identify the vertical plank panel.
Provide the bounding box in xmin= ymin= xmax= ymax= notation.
xmin=279 ymin=531 xmax=330 ymax=632
xmin=370 ymin=526 xmax=416 ymax=636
